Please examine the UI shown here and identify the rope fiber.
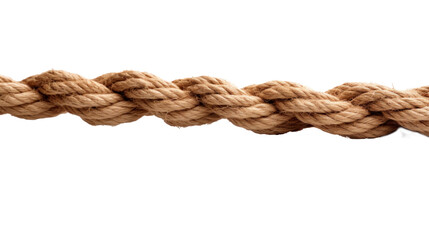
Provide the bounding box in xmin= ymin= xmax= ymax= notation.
xmin=1 ymin=70 xmax=428 ymax=138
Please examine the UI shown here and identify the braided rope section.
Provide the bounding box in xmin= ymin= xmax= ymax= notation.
xmin=1 ymin=70 xmax=429 ymax=138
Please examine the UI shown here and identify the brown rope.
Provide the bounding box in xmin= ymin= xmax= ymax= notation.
xmin=1 ymin=70 xmax=428 ymax=138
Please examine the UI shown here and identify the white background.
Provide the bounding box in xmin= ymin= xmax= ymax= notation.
xmin=1 ymin=0 xmax=429 ymax=239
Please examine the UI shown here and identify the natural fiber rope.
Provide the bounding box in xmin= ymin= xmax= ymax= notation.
xmin=1 ymin=70 xmax=429 ymax=138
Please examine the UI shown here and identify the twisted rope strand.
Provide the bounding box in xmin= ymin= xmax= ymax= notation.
xmin=1 ymin=70 xmax=428 ymax=138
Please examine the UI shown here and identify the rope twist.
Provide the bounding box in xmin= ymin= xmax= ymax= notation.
xmin=1 ymin=70 xmax=428 ymax=138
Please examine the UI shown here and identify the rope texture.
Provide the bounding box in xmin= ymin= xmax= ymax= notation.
xmin=1 ymin=70 xmax=428 ymax=138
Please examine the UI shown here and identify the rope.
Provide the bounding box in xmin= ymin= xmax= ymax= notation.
xmin=1 ymin=70 xmax=428 ymax=138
